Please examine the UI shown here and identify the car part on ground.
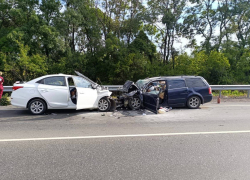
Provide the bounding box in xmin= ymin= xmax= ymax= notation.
xmin=109 ymin=98 xmax=116 ymax=111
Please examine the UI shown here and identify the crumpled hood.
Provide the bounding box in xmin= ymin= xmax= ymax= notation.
xmin=121 ymin=80 xmax=139 ymax=93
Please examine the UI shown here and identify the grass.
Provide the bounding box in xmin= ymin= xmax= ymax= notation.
xmin=212 ymin=90 xmax=248 ymax=98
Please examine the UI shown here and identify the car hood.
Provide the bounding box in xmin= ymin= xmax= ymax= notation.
xmin=122 ymin=80 xmax=139 ymax=92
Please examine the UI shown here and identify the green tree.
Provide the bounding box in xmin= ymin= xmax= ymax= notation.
xmin=1 ymin=40 xmax=47 ymax=81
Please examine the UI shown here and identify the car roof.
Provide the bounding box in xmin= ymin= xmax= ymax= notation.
xmin=144 ymin=76 xmax=203 ymax=81
xmin=26 ymin=74 xmax=74 ymax=84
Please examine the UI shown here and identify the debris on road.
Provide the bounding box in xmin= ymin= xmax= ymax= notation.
xmin=159 ymin=107 xmax=171 ymax=113
xmin=158 ymin=109 xmax=165 ymax=114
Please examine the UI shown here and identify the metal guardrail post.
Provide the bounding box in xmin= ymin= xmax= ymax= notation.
xmin=219 ymin=90 xmax=221 ymax=98
xmin=248 ymin=90 xmax=250 ymax=98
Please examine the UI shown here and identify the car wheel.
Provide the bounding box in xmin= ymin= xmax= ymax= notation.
xmin=128 ymin=95 xmax=141 ymax=110
xmin=98 ymin=97 xmax=111 ymax=112
xmin=187 ymin=96 xmax=201 ymax=109
xmin=28 ymin=99 xmax=47 ymax=115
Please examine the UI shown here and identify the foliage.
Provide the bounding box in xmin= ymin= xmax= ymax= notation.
xmin=213 ymin=90 xmax=247 ymax=98
xmin=0 ymin=93 xmax=11 ymax=106
xmin=0 ymin=0 xmax=250 ymax=86
xmin=1 ymin=39 xmax=47 ymax=81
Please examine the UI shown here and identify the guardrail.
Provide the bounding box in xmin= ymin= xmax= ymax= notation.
xmin=210 ymin=85 xmax=250 ymax=98
xmin=3 ymin=85 xmax=250 ymax=98
xmin=3 ymin=86 xmax=13 ymax=92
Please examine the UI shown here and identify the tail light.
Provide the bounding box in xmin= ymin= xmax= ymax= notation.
xmin=208 ymin=87 xmax=212 ymax=94
xmin=12 ymin=86 xmax=23 ymax=91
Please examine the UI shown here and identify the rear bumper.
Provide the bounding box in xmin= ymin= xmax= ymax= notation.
xmin=203 ymin=95 xmax=213 ymax=103
xmin=11 ymin=92 xmax=28 ymax=108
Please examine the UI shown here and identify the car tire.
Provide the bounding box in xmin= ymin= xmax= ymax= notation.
xmin=187 ymin=96 xmax=201 ymax=109
xmin=128 ymin=95 xmax=141 ymax=110
xmin=28 ymin=99 xmax=47 ymax=115
xmin=98 ymin=97 xmax=111 ymax=112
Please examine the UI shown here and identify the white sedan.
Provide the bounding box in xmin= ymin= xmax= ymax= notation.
xmin=11 ymin=71 xmax=115 ymax=115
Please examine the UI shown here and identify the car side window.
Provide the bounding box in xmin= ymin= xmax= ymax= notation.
xmin=73 ymin=76 xmax=92 ymax=88
xmin=36 ymin=79 xmax=44 ymax=84
xmin=43 ymin=76 xmax=66 ymax=86
xmin=168 ymin=80 xmax=186 ymax=89
xmin=185 ymin=78 xmax=206 ymax=88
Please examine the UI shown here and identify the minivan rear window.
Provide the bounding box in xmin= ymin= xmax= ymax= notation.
xmin=186 ymin=78 xmax=206 ymax=88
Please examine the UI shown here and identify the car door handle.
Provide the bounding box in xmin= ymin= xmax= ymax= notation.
xmin=40 ymin=89 xmax=48 ymax=93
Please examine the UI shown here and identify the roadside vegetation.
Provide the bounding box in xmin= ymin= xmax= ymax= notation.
xmin=0 ymin=93 xmax=11 ymax=106
xmin=213 ymin=90 xmax=248 ymax=98
xmin=0 ymin=0 xmax=250 ymax=86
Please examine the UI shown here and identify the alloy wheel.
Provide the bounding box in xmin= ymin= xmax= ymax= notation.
xmin=30 ymin=101 xmax=44 ymax=114
xmin=98 ymin=99 xmax=109 ymax=111
xmin=188 ymin=97 xmax=200 ymax=108
xmin=131 ymin=97 xmax=141 ymax=109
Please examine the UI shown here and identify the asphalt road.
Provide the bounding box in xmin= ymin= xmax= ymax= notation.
xmin=1 ymin=99 xmax=250 ymax=180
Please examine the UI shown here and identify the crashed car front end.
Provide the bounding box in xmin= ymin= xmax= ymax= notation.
xmin=74 ymin=71 xmax=116 ymax=111
xmin=115 ymin=80 xmax=142 ymax=110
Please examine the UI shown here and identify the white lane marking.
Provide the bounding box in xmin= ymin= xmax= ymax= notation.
xmin=204 ymin=104 xmax=250 ymax=107
xmin=1 ymin=130 xmax=250 ymax=142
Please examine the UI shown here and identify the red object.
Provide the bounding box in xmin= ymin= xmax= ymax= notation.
xmin=217 ymin=97 xmax=221 ymax=104
xmin=0 ymin=89 xmax=3 ymax=99
xmin=0 ymin=76 xmax=3 ymax=90
xmin=208 ymin=87 xmax=212 ymax=94
xmin=12 ymin=86 xmax=23 ymax=91
xmin=0 ymin=76 xmax=4 ymax=99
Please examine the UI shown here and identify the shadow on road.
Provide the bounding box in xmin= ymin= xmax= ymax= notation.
xmin=0 ymin=107 xmax=100 ymax=121
xmin=0 ymin=106 xmax=173 ymax=122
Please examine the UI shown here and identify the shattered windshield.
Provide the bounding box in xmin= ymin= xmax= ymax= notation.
xmin=135 ymin=79 xmax=150 ymax=89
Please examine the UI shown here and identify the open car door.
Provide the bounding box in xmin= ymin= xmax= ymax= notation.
xmin=72 ymin=76 xmax=98 ymax=110
xmin=142 ymin=92 xmax=159 ymax=114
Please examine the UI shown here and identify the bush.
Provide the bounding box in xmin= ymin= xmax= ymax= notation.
xmin=0 ymin=93 xmax=11 ymax=106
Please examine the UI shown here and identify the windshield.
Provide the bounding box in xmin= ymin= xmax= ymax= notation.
xmin=72 ymin=76 xmax=92 ymax=88
xmin=74 ymin=71 xmax=97 ymax=86
xmin=135 ymin=79 xmax=150 ymax=89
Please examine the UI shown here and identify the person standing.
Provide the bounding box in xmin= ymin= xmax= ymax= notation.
xmin=0 ymin=71 xmax=4 ymax=99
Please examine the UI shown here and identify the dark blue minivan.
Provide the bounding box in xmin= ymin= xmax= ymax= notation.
xmin=118 ymin=76 xmax=212 ymax=114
